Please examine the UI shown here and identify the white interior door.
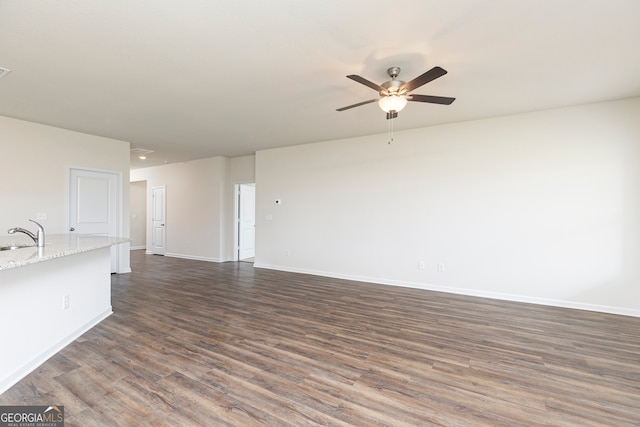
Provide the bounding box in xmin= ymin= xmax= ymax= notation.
xmin=152 ymin=186 xmax=166 ymax=255
xmin=238 ymin=183 xmax=255 ymax=260
xmin=69 ymin=168 xmax=118 ymax=272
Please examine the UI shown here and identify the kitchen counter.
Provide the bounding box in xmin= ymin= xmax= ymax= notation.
xmin=0 ymin=233 xmax=128 ymax=394
xmin=0 ymin=234 xmax=129 ymax=271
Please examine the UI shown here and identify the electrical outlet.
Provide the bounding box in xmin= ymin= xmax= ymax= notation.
xmin=418 ymin=260 xmax=426 ymax=270
xmin=437 ymin=263 xmax=446 ymax=272
xmin=36 ymin=212 xmax=47 ymax=220
xmin=285 ymin=249 xmax=291 ymax=257
xmin=63 ymin=295 xmax=70 ymax=310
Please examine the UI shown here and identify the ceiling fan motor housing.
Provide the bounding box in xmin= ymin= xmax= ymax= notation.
xmin=380 ymin=79 xmax=406 ymax=96
xmin=380 ymin=67 xmax=406 ymax=96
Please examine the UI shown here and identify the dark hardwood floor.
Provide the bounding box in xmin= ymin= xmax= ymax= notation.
xmin=2 ymin=251 xmax=639 ymax=426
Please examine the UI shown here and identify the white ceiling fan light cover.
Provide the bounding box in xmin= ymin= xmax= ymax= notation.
xmin=378 ymin=95 xmax=408 ymax=113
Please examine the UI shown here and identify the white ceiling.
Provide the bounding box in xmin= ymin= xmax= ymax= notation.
xmin=1 ymin=0 xmax=639 ymax=169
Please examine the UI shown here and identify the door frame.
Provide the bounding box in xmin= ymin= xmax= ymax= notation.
xmin=233 ymin=182 xmax=256 ymax=261
xmin=67 ymin=166 xmax=124 ymax=273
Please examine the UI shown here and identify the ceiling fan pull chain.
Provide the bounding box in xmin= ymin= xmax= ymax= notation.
xmin=388 ymin=111 xmax=394 ymax=144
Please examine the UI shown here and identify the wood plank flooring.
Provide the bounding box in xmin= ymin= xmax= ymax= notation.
xmin=1 ymin=250 xmax=639 ymax=426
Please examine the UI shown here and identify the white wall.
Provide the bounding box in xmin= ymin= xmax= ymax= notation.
xmin=132 ymin=157 xmax=220 ymax=261
xmin=255 ymin=98 xmax=640 ymax=316
xmin=131 ymin=155 xmax=255 ymax=262
xmin=0 ymin=116 xmax=131 ymax=272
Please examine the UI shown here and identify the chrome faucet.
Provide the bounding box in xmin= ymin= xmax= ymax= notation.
xmin=7 ymin=219 xmax=45 ymax=247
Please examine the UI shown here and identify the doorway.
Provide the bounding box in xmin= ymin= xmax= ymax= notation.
xmin=235 ymin=183 xmax=255 ymax=261
xmin=130 ymin=180 xmax=147 ymax=250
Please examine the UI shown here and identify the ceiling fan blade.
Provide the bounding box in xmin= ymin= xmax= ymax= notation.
xmin=401 ymin=66 xmax=448 ymax=92
xmin=336 ymin=99 xmax=378 ymax=111
xmin=408 ymin=94 xmax=456 ymax=105
xmin=347 ymin=75 xmax=386 ymax=92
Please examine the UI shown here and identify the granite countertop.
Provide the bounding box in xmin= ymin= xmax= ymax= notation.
xmin=0 ymin=234 xmax=129 ymax=271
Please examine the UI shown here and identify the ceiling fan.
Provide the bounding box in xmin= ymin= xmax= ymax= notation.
xmin=337 ymin=66 xmax=455 ymax=119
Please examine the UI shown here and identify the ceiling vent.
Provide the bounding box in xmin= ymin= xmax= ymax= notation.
xmin=0 ymin=67 xmax=11 ymax=79
xmin=130 ymin=148 xmax=154 ymax=156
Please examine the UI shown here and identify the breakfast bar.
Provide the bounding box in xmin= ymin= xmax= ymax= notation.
xmin=0 ymin=234 xmax=128 ymax=394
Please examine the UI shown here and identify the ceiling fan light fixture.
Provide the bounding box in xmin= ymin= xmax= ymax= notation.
xmin=378 ymin=95 xmax=407 ymax=113
xmin=337 ymin=66 xmax=454 ymax=116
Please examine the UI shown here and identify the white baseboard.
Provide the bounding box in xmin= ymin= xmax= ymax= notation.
xmin=253 ymin=263 xmax=640 ymax=318
xmin=0 ymin=308 xmax=112 ymax=395
xmin=129 ymin=246 xmax=146 ymax=251
xmin=164 ymin=252 xmax=222 ymax=263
